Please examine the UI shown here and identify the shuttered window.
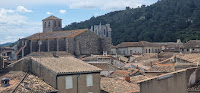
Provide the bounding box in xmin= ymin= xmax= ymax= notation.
xmin=66 ymin=76 xmax=73 ymax=89
xmin=86 ymin=74 xmax=93 ymax=86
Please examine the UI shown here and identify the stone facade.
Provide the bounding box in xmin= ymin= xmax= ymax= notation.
xmin=16 ymin=16 xmax=112 ymax=59
xmin=90 ymin=23 xmax=111 ymax=38
xmin=42 ymin=15 xmax=62 ymax=33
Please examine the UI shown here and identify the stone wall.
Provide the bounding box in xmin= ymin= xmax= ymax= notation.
xmin=31 ymin=60 xmax=57 ymax=88
xmin=101 ymin=38 xmax=111 ymax=54
xmin=43 ymin=19 xmax=62 ymax=33
xmin=58 ymin=38 xmax=66 ymax=51
xmin=72 ymin=30 xmax=102 ymax=56
xmin=49 ymin=39 xmax=57 ymax=51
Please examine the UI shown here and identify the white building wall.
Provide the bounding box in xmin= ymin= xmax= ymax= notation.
xmin=117 ymin=48 xmax=128 ymax=55
xmin=111 ymin=48 xmax=116 ymax=55
xmin=127 ymin=47 xmax=143 ymax=55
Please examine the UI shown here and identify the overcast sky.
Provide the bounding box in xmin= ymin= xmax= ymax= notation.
xmin=0 ymin=0 xmax=157 ymax=44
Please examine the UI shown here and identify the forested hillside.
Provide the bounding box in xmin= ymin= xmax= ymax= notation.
xmin=63 ymin=0 xmax=200 ymax=45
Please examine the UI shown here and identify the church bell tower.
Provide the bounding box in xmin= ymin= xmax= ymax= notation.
xmin=42 ymin=15 xmax=62 ymax=33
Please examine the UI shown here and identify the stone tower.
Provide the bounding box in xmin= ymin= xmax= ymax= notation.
xmin=90 ymin=23 xmax=112 ymax=54
xmin=42 ymin=15 xmax=62 ymax=33
xmin=90 ymin=23 xmax=112 ymax=38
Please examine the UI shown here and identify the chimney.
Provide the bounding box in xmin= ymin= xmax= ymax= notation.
xmin=125 ymin=76 xmax=130 ymax=82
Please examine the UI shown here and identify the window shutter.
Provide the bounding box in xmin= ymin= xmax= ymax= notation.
xmin=86 ymin=74 xmax=93 ymax=86
xmin=66 ymin=76 xmax=73 ymax=89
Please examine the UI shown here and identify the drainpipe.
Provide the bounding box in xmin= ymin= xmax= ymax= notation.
xmin=77 ymin=73 xmax=81 ymax=93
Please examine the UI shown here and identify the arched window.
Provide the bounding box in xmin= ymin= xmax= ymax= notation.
xmin=149 ymin=49 xmax=151 ymax=53
xmin=58 ymin=22 xmax=61 ymax=27
xmin=48 ymin=21 xmax=50 ymax=27
xmin=44 ymin=22 xmax=46 ymax=28
xmin=54 ymin=21 xmax=56 ymax=27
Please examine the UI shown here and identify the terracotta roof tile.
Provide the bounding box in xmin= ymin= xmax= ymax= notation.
xmin=184 ymin=40 xmax=200 ymax=48
xmin=116 ymin=41 xmax=160 ymax=48
xmin=26 ymin=29 xmax=88 ymax=40
xmin=15 ymin=74 xmax=57 ymax=92
xmin=42 ymin=15 xmax=61 ymax=21
xmin=176 ymin=54 xmax=200 ymax=63
xmin=101 ymin=77 xmax=140 ymax=93
xmin=31 ymin=57 xmax=102 ymax=74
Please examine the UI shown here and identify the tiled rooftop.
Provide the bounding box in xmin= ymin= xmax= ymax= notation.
xmin=101 ymin=77 xmax=140 ymax=93
xmin=0 ymin=71 xmax=25 ymax=93
xmin=147 ymin=65 xmax=175 ymax=72
xmin=32 ymin=57 xmax=102 ymax=74
xmin=42 ymin=15 xmax=61 ymax=21
xmin=15 ymin=74 xmax=57 ymax=93
xmin=176 ymin=54 xmax=200 ymax=63
xmin=116 ymin=41 xmax=160 ymax=48
xmin=0 ymin=71 xmax=57 ymax=93
xmin=184 ymin=40 xmax=200 ymax=48
xmin=25 ymin=29 xmax=88 ymax=40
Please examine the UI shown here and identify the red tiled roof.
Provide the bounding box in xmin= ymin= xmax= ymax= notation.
xmin=42 ymin=15 xmax=61 ymax=21
xmin=25 ymin=29 xmax=88 ymax=40
xmin=184 ymin=40 xmax=200 ymax=48
xmin=116 ymin=41 xmax=160 ymax=48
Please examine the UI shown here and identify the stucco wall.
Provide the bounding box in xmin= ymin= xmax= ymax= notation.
xmin=57 ymin=73 xmax=101 ymax=93
xmin=127 ymin=47 xmax=143 ymax=54
xmin=140 ymin=71 xmax=187 ymax=93
xmin=140 ymin=68 xmax=200 ymax=93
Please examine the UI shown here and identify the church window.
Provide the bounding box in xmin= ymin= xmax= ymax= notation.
xmin=58 ymin=22 xmax=61 ymax=27
xmin=48 ymin=21 xmax=50 ymax=27
xmin=44 ymin=22 xmax=46 ymax=28
xmin=54 ymin=21 xmax=56 ymax=27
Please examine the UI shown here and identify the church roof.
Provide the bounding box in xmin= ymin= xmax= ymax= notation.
xmin=25 ymin=29 xmax=88 ymax=40
xmin=42 ymin=15 xmax=62 ymax=21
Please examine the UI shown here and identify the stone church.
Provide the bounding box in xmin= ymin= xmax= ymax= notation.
xmin=16 ymin=16 xmax=111 ymax=59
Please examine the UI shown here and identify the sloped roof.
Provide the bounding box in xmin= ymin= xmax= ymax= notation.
xmin=184 ymin=40 xmax=200 ymax=48
xmin=42 ymin=15 xmax=61 ymax=21
xmin=176 ymin=54 xmax=200 ymax=63
xmin=116 ymin=41 xmax=160 ymax=48
xmin=25 ymin=29 xmax=88 ymax=40
xmin=31 ymin=57 xmax=102 ymax=74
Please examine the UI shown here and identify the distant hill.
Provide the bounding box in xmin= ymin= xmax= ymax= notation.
xmin=0 ymin=42 xmax=17 ymax=47
xmin=0 ymin=42 xmax=13 ymax=47
xmin=63 ymin=0 xmax=200 ymax=45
